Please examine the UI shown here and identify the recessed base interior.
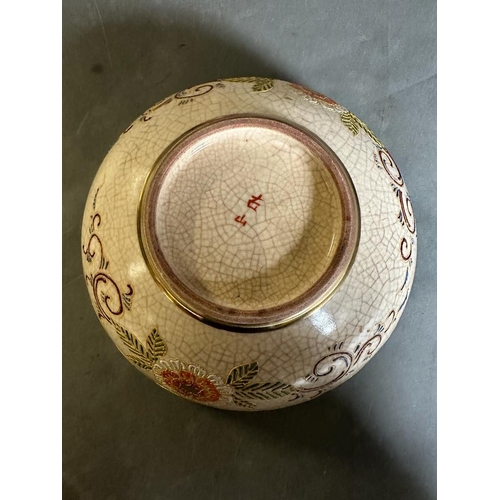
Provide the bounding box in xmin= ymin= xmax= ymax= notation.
xmin=141 ymin=116 xmax=359 ymax=330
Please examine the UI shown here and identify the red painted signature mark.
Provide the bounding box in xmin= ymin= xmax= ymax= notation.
xmin=247 ymin=194 xmax=263 ymax=211
xmin=234 ymin=215 xmax=247 ymax=226
xmin=235 ymin=194 xmax=263 ymax=227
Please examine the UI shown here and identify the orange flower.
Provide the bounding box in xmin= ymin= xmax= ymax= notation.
xmin=159 ymin=369 xmax=221 ymax=402
xmin=153 ymin=359 xmax=233 ymax=405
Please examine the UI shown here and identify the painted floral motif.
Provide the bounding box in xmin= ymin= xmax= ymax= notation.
xmin=369 ymin=146 xmax=415 ymax=354
xmin=122 ymin=83 xmax=226 ymax=134
xmin=147 ymin=96 xmax=173 ymax=113
xmin=395 ymin=186 xmax=415 ymax=234
xmin=293 ymin=320 xmax=392 ymax=402
xmin=224 ymin=77 xmax=274 ymax=92
xmin=289 ymin=82 xmax=385 ymax=149
xmin=112 ymin=320 xmax=295 ymax=408
xmin=83 ymin=189 xmax=296 ymax=409
xmin=290 ymin=82 xmax=341 ymax=110
xmin=373 ymin=151 xmax=414 ymax=228
xmin=340 ymin=111 xmax=385 ymax=149
xmin=294 ymin=285 xmax=414 ymax=404
xmin=372 ymin=148 xmax=417 ymax=289
xmin=378 ymin=149 xmax=404 ymax=186
xmin=225 ymin=362 xmax=293 ymax=409
xmin=83 ymin=82 xmax=417 ymax=410
xmin=175 ymin=83 xmax=219 ymax=105
xmin=114 ymin=323 xmax=166 ymax=370
xmin=83 ymin=193 xmax=134 ymax=324
xmin=288 ymin=146 xmax=418 ymax=400
xmin=122 ymin=111 xmax=157 ymax=134
xmin=84 ymin=198 xmax=403 ymax=408
xmin=290 ymin=82 xmax=416 ymax=298
xmin=153 ymin=359 xmax=232 ymax=404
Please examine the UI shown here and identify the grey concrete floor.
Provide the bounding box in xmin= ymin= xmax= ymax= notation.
xmin=63 ymin=1 xmax=436 ymax=499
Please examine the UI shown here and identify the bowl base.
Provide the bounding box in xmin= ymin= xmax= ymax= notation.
xmin=140 ymin=115 xmax=359 ymax=330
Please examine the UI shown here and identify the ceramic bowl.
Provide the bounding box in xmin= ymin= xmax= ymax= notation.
xmin=81 ymin=77 xmax=416 ymax=410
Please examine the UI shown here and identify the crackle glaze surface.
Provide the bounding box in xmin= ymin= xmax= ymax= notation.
xmin=150 ymin=122 xmax=343 ymax=312
xmin=82 ymin=77 xmax=417 ymax=410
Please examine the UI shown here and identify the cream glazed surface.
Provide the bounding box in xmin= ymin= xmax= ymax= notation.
xmin=82 ymin=78 xmax=416 ymax=410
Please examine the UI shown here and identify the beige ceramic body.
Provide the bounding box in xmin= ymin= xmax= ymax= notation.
xmin=81 ymin=78 xmax=416 ymax=411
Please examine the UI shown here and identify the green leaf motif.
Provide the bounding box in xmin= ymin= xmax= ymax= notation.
xmin=340 ymin=111 xmax=385 ymax=149
xmin=114 ymin=323 xmax=167 ymax=370
xmin=146 ymin=328 xmax=167 ymax=360
xmin=224 ymin=77 xmax=274 ymax=93
xmin=251 ymin=78 xmax=274 ymax=92
xmin=236 ymin=381 xmax=293 ymax=401
xmin=340 ymin=111 xmax=360 ymax=136
xmin=232 ymin=395 xmax=256 ymax=410
xmin=227 ymin=360 xmax=294 ymax=406
xmin=114 ymin=324 xmax=149 ymax=361
xmin=126 ymin=355 xmax=154 ymax=371
xmin=226 ymin=362 xmax=259 ymax=388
